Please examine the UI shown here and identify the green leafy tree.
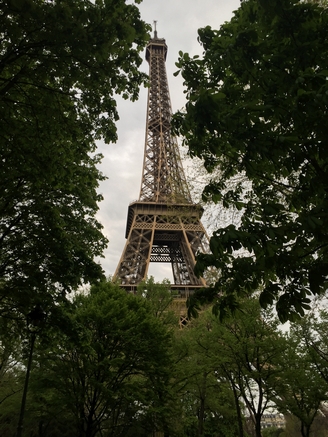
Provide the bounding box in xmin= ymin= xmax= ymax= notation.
xmin=0 ymin=310 xmax=26 ymax=435
xmin=136 ymin=276 xmax=178 ymax=325
xmin=22 ymin=281 xmax=172 ymax=437
xmin=169 ymin=313 xmax=241 ymax=437
xmin=179 ymin=298 xmax=285 ymax=437
xmin=169 ymin=298 xmax=285 ymax=437
xmin=0 ymin=300 xmax=79 ymax=436
xmin=0 ymin=363 xmax=23 ymax=437
xmin=0 ymin=0 xmax=149 ymax=310
xmin=273 ymin=324 xmax=328 ymax=437
xmin=299 ymin=309 xmax=328 ymax=385
xmin=173 ymin=0 xmax=328 ymax=322
xmin=282 ymin=410 xmax=328 ymax=437
xmin=211 ymin=299 xmax=285 ymax=437
xmin=274 ymin=310 xmax=328 ymax=437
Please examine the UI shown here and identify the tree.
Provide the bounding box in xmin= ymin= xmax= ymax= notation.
xmin=299 ymin=309 xmax=328 ymax=385
xmin=273 ymin=324 xmax=328 ymax=437
xmin=275 ymin=309 xmax=328 ymax=437
xmin=173 ymin=0 xmax=328 ymax=322
xmin=209 ymin=299 xmax=285 ymax=437
xmin=0 ymin=0 xmax=149 ymax=310
xmin=170 ymin=311 xmax=241 ymax=437
xmin=136 ymin=276 xmax=178 ymax=326
xmin=0 ymin=308 xmax=27 ymax=436
xmin=23 ymin=280 xmax=172 ymax=437
xmin=170 ymin=298 xmax=285 ymax=437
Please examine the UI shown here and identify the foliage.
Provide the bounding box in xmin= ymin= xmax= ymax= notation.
xmin=310 ymin=0 xmax=328 ymax=6
xmin=282 ymin=411 xmax=328 ymax=437
xmin=180 ymin=149 xmax=245 ymax=238
xmin=262 ymin=428 xmax=284 ymax=437
xmin=271 ymin=310 xmax=328 ymax=437
xmin=136 ymin=276 xmax=178 ymax=325
xmin=5 ymin=286 xmax=328 ymax=436
xmin=173 ymin=0 xmax=328 ymax=322
xmin=169 ymin=313 xmax=241 ymax=437
xmin=170 ymin=297 xmax=287 ymax=437
xmin=271 ymin=315 xmax=328 ymax=437
xmin=0 ymin=0 xmax=150 ymax=311
xmin=0 ymin=310 xmax=26 ymax=436
xmin=299 ymin=308 xmax=328 ymax=385
xmin=207 ymin=298 xmax=285 ymax=437
xmin=19 ymin=280 xmax=173 ymax=437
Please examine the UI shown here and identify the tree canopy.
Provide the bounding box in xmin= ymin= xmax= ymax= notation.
xmin=0 ymin=0 xmax=149 ymax=311
xmin=173 ymin=0 xmax=328 ymax=322
xmin=3 ymin=281 xmax=328 ymax=436
xmin=0 ymin=280 xmax=173 ymax=437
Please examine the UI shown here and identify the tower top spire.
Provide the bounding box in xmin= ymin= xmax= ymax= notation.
xmin=146 ymin=23 xmax=167 ymax=62
xmin=153 ymin=20 xmax=158 ymax=39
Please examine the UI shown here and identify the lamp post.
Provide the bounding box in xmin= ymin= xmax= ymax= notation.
xmin=16 ymin=304 xmax=46 ymax=437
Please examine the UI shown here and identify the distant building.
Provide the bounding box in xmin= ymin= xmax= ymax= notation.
xmin=261 ymin=413 xmax=285 ymax=429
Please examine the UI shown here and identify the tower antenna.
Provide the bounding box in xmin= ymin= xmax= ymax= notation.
xmin=153 ymin=20 xmax=158 ymax=38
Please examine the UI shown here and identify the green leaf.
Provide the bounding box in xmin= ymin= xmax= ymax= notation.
xmin=173 ymin=0 xmax=328 ymax=321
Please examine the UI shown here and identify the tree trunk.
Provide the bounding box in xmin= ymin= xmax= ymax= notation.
xmin=255 ymin=414 xmax=262 ymax=437
xmin=231 ymin=381 xmax=244 ymax=437
xmin=197 ymin=396 xmax=205 ymax=437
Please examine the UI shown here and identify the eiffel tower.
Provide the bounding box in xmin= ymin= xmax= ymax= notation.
xmin=114 ymin=27 xmax=208 ymax=296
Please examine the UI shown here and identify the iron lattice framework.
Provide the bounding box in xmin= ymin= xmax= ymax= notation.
xmin=114 ymin=30 xmax=208 ymax=294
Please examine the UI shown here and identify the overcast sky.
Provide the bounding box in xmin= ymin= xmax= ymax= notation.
xmin=96 ymin=0 xmax=241 ymax=281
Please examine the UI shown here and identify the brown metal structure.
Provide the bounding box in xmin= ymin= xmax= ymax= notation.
xmin=114 ymin=29 xmax=208 ymax=295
